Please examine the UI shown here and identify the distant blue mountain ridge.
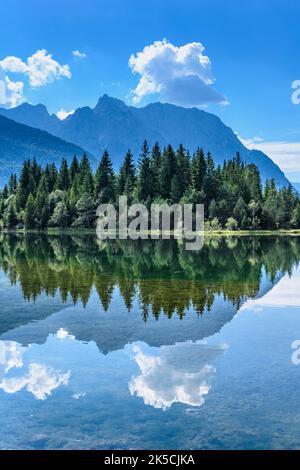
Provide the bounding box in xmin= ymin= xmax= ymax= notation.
xmin=0 ymin=114 xmax=94 ymax=187
xmin=0 ymin=94 xmax=293 ymax=188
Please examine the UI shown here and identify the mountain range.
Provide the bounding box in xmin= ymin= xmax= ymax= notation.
xmin=0 ymin=114 xmax=94 ymax=187
xmin=0 ymin=94 xmax=291 ymax=188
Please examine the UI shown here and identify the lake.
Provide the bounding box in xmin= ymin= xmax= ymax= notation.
xmin=0 ymin=233 xmax=299 ymax=449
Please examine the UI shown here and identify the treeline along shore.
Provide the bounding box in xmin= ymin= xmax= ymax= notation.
xmin=0 ymin=141 xmax=300 ymax=231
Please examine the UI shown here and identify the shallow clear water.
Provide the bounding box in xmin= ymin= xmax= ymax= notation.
xmin=0 ymin=233 xmax=299 ymax=449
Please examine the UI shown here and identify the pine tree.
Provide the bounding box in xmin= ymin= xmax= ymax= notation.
xmin=209 ymin=199 xmax=218 ymax=219
xmin=31 ymin=159 xmax=42 ymax=188
xmin=203 ymin=152 xmax=218 ymax=206
xmin=174 ymin=144 xmax=191 ymax=200
xmin=24 ymin=194 xmax=36 ymax=229
xmin=48 ymin=164 xmax=58 ymax=192
xmin=73 ymin=194 xmax=95 ymax=228
xmin=70 ymin=155 xmax=80 ymax=182
xmin=79 ymin=154 xmax=94 ymax=195
xmin=58 ymin=158 xmax=70 ymax=191
xmin=192 ymin=147 xmax=206 ymax=192
xmin=151 ymin=142 xmax=162 ymax=197
xmin=262 ymin=180 xmax=279 ymax=229
xmin=244 ymin=164 xmax=262 ymax=203
xmin=233 ymin=196 xmax=248 ymax=229
xmin=138 ymin=140 xmax=154 ymax=202
xmin=95 ymin=151 xmax=115 ymax=203
xmin=5 ymin=202 xmax=18 ymax=228
xmin=35 ymin=177 xmax=50 ymax=228
xmin=16 ymin=160 xmax=31 ymax=210
xmin=118 ymin=150 xmax=135 ymax=197
xmin=8 ymin=174 xmax=17 ymax=194
xmin=68 ymin=186 xmax=79 ymax=225
xmin=0 ymin=143 xmax=299 ymax=232
xmin=291 ymin=204 xmax=300 ymax=228
xmin=2 ymin=185 xmax=9 ymax=200
xmin=159 ymin=144 xmax=177 ymax=200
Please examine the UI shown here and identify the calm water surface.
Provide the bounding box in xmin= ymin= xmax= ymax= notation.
xmin=0 ymin=234 xmax=299 ymax=449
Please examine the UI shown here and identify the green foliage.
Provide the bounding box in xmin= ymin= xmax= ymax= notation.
xmin=210 ymin=217 xmax=222 ymax=231
xmin=95 ymin=151 xmax=115 ymax=203
xmin=192 ymin=147 xmax=206 ymax=192
xmin=225 ymin=217 xmax=238 ymax=231
xmin=2 ymin=233 xmax=300 ymax=317
xmin=0 ymin=144 xmax=299 ymax=231
xmin=138 ymin=140 xmax=154 ymax=203
xmin=57 ymin=158 xmax=70 ymax=191
xmin=4 ymin=198 xmax=18 ymax=229
xmin=73 ymin=194 xmax=95 ymax=228
xmin=24 ymin=194 xmax=36 ymax=229
xmin=118 ymin=149 xmax=135 ymax=200
xmin=49 ymin=200 xmax=69 ymax=228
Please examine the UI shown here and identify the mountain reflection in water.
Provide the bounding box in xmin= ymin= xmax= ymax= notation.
xmin=0 ymin=234 xmax=300 ymax=449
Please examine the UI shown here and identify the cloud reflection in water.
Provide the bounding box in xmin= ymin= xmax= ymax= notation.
xmin=0 ymin=338 xmax=70 ymax=400
xmin=129 ymin=341 xmax=227 ymax=410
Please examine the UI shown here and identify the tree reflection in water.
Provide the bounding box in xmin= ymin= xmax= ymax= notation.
xmin=0 ymin=233 xmax=299 ymax=321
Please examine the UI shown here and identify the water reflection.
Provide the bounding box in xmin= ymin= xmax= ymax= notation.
xmin=0 ymin=338 xmax=70 ymax=400
xmin=129 ymin=341 xmax=227 ymax=409
xmin=241 ymin=269 xmax=300 ymax=309
xmin=0 ymin=235 xmax=300 ymax=448
xmin=0 ymin=330 xmax=226 ymax=411
xmin=0 ymin=233 xmax=299 ymax=326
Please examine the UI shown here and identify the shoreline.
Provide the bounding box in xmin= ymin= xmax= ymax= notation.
xmin=1 ymin=228 xmax=300 ymax=236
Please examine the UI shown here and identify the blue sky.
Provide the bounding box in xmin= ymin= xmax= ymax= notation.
xmin=1 ymin=0 xmax=300 ymax=180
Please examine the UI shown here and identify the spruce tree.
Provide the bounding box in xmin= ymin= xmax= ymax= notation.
xmin=48 ymin=164 xmax=58 ymax=192
xmin=118 ymin=150 xmax=136 ymax=198
xmin=151 ymin=142 xmax=162 ymax=197
xmin=8 ymin=174 xmax=17 ymax=194
xmin=77 ymin=154 xmax=94 ymax=195
xmin=138 ymin=140 xmax=154 ymax=202
xmin=16 ymin=160 xmax=31 ymax=210
xmin=31 ymin=159 xmax=42 ymax=188
xmin=203 ymin=152 xmax=218 ymax=206
xmin=35 ymin=177 xmax=50 ymax=228
xmin=70 ymin=155 xmax=80 ymax=182
xmin=24 ymin=194 xmax=36 ymax=229
xmin=73 ymin=194 xmax=95 ymax=228
xmin=192 ymin=147 xmax=206 ymax=192
xmin=159 ymin=144 xmax=177 ymax=200
xmin=5 ymin=202 xmax=18 ymax=228
xmin=233 ymin=196 xmax=248 ymax=229
xmin=0 ymin=143 xmax=299 ymax=232
xmin=58 ymin=158 xmax=70 ymax=191
xmin=95 ymin=151 xmax=115 ymax=203
xmin=175 ymin=144 xmax=191 ymax=200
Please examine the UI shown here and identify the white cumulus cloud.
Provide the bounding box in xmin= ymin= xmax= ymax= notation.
xmin=56 ymin=108 xmax=75 ymax=120
xmin=0 ymin=56 xmax=28 ymax=74
xmin=72 ymin=50 xmax=87 ymax=59
xmin=26 ymin=49 xmax=71 ymax=86
xmin=129 ymin=39 xmax=226 ymax=107
xmin=3 ymin=76 xmax=24 ymax=108
xmin=0 ymin=49 xmax=71 ymax=87
xmin=240 ymin=136 xmax=300 ymax=179
xmin=0 ymin=50 xmax=71 ymax=108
